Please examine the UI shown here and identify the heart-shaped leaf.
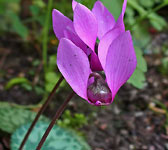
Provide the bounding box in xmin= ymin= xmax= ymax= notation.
xmin=11 ymin=121 xmax=91 ymax=150
xmin=0 ymin=103 xmax=48 ymax=133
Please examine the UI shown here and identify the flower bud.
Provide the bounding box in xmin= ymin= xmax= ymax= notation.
xmin=87 ymin=72 xmax=112 ymax=105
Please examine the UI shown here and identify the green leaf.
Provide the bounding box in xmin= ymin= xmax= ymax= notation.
xmin=127 ymin=47 xmax=147 ymax=89
xmin=21 ymin=83 xmax=33 ymax=91
xmin=48 ymin=55 xmax=57 ymax=72
xmin=133 ymin=24 xmax=151 ymax=48
xmin=58 ymin=110 xmax=88 ymax=129
xmin=159 ymin=57 xmax=168 ymax=75
xmin=45 ymin=82 xmax=56 ymax=92
xmin=127 ymin=0 xmax=146 ymax=16
xmin=0 ymin=104 xmax=48 ymax=133
xmin=33 ymin=0 xmax=46 ymax=8
xmin=7 ymin=11 xmax=28 ymax=38
xmin=45 ymin=71 xmax=66 ymax=92
xmin=101 ymin=0 xmax=122 ymax=20
xmin=45 ymin=72 xmax=58 ymax=92
xmin=11 ymin=122 xmax=91 ymax=150
xmin=125 ymin=6 xmax=136 ymax=25
xmin=128 ymin=69 xmax=146 ymax=89
xmin=30 ymin=5 xmax=40 ymax=16
xmin=128 ymin=0 xmax=167 ymax=31
xmin=5 ymin=77 xmax=31 ymax=90
xmin=148 ymin=13 xmax=167 ymax=31
xmin=32 ymin=59 xmax=41 ymax=66
xmin=45 ymin=72 xmax=58 ymax=82
xmin=34 ymin=86 xmax=45 ymax=95
xmin=135 ymin=47 xmax=147 ymax=72
xmin=138 ymin=0 xmax=155 ymax=8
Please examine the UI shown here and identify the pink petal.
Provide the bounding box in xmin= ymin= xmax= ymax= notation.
xmin=74 ymin=3 xmax=98 ymax=50
xmin=98 ymin=27 xmax=123 ymax=69
xmin=114 ymin=0 xmax=127 ymax=31
xmin=64 ymin=26 xmax=88 ymax=54
xmin=92 ymin=1 xmax=115 ymax=39
xmin=90 ymin=51 xmax=103 ymax=71
xmin=105 ymin=31 xmax=137 ymax=100
xmin=57 ymin=38 xmax=91 ymax=100
xmin=72 ymin=0 xmax=78 ymax=10
xmin=52 ymin=9 xmax=72 ymax=40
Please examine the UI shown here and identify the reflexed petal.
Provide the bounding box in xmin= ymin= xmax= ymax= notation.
xmin=74 ymin=3 xmax=98 ymax=50
xmin=90 ymin=51 xmax=103 ymax=71
xmin=57 ymin=38 xmax=91 ymax=99
xmin=64 ymin=26 xmax=88 ymax=53
xmin=98 ymin=27 xmax=123 ymax=69
xmin=105 ymin=31 xmax=137 ymax=100
xmin=92 ymin=1 xmax=115 ymax=39
xmin=121 ymin=0 xmax=127 ymax=17
xmin=72 ymin=0 xmax=78 ymax=10
xmin=52 ymin=9 xmax=72 ymax=40
xmin=114 ymin=0 xmax=127 ymax=31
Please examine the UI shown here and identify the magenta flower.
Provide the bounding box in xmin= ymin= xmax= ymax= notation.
xmin=52 ymin=0 xmax=137 ymax=106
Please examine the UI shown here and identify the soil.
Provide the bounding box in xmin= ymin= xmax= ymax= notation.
xmin=0 ymin=33 xmax=168 ymax=150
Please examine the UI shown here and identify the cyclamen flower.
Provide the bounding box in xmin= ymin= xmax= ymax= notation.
xmin=52 ymin=0 xmax=137 ymax=106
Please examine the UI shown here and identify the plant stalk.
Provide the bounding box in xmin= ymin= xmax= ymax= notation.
xmin=19 ymin=75 xmax=64 ymax=150
xmin=42 ymin=0 xmax=53 ymax=73
xmin=36 ymin=92 xmax=75 ymax=150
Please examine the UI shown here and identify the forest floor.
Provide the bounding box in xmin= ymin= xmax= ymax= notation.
xmin=0 ymin=33 xmax=168 ymax=150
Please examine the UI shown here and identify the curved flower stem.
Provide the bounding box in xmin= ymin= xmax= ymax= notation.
xmin=19 ymin=75 xmax=64 ymax=150
xmin=36 ymin=91 xmax=75 ymax=150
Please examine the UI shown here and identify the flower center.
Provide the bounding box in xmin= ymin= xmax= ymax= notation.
xmin=87 ymin=72 xmax=112 ymax=105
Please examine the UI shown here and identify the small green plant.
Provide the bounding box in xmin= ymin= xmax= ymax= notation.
xmin=5 ymin=77 xmax=32 ymax=90
xmin=11 ymin=121 xmax=91 ymax=150
xmin=127 ymin=0 xmax=167 ymax=31
xmin=57 ymin=110 xmax=88 ymax=130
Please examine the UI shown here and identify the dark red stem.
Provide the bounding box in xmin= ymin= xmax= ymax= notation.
xmin=36 ymin=92 xmax=75 ymax=150
xmin=19 ymin=75 xmax=64 ymax=150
